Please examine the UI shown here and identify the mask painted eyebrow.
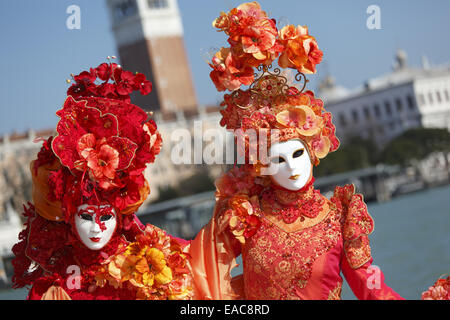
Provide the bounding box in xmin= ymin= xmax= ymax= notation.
xmin=78 ymin=206 xmax=96 ymax=216
xmin=292 ymin=149 xmax=304 ymax=158
xmin=99 ymin=206 xmax=115 ymax=217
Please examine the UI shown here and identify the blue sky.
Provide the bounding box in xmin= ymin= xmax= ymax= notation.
xmin=1 ymin=0 xmax=450 ymax=135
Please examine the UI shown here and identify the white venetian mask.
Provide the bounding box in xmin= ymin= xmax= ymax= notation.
xmin=75 ymin=204 xmax=117 ymax=250
xmin=265 ymin=139 xmax=313 ymax=191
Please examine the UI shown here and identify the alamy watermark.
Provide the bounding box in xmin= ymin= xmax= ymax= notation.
xmin=66 ymin=265 xmax=81 ymax=290
xmin=366 ymin=5 xmax=381 ymax=30
xmin=169 ymin=122 xmax=282 ymax=174
xmin=366 ymin=265 xmax=382 ymax=290
xmin=66 ymin=5 xmax=81 ymax=30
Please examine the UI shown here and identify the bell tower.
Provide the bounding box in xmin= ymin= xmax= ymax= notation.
xmin=105 ymin=0 xmax=198 ymax=113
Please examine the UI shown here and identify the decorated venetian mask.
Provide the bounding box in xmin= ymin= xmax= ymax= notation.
xmin=75 ymin=204 xmax=117 ymax=250
xmin=266 ymin=139 xmax=313 ymax=191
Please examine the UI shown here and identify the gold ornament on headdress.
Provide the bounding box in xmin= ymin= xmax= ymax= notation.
xmin=230 ymin=65 xmax=309 ymax=109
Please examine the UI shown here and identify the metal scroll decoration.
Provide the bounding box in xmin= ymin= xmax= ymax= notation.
xmin=230 ymin=65 xmax=309 ymax=109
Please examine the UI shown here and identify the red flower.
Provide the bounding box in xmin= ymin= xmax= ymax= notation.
xmin=134 ymin=73 xmax=152 ymax=95
xmin=48 ymin=61 xmax=160 ymax=219
xmin=74 ymin=70 xmax=96 ymax=84
xmin=34 ymin=137 xmax=57 ymax=174
xmin=86 ymin=142 xmax=119 ymax=180
xmin=66 ymin=62 xmax=152 ymax=101
xmin=48 ymin=168 xmax=66 ymax=202
xmin=117 ymin=70 xmax=135 ymax=95
xmin=53 ymin=97 xmax=138 ymax=190
xmin=96 ymin=63 xmax=112 ymax=81
xmin=112 ymin=175 xmax=144 ymax=211
xmin=243 ymin=214 xmax=261 ymax=238
xmin=167 ymin=253 xmax=189 ymax=274
xmin=98 ymin=83 xmax=118 ymax=100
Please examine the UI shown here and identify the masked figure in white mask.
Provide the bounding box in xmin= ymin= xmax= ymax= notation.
xmin=12 ymin=60 xmax=192 ymax=300
xmin=187 ymin=1 xmax=403 ymax=300
xmin=74 ymin=204 xmax=118 ymax=251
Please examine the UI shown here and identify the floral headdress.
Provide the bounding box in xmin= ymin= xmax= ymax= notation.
xmin=209 ymin=1 xmax=339 ymax=165
xmin=31 ymin=58 xmax=162 ymax=222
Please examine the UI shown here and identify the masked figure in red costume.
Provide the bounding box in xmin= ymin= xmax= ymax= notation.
xmin=187 ymin=2 xmax=403 ymax=300
xmin=12 ymin=59 xmax=193 ymax=300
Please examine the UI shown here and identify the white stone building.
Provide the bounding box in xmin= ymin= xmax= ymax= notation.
xmin=319 ymin=50 xmax=450 ymax=146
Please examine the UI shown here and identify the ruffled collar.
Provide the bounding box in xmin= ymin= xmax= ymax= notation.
xmin=270 ymin=177 xmax=316 ymax=204
xmin=67 ymin=233 xmax=128 ymax=268
xmin=260 ymin=177 xmax=326 ymax=224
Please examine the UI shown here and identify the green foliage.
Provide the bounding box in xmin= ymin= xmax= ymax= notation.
xmin=177 ymin=169 xmax=215 ymax=197
xmin=315 ymin=137 xmax=378 ymax=177
xmin=156 ymin=185 xmax=180 ymax=203
xmin=315 ymin=128 xmax=450 ymax=175
xmin=379 ymin=128 xmax=450 ymax=166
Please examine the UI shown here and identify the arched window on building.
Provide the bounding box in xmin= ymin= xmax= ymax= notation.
xmin=436 ymin=91 xmax=442 ymax=104
xmin=339 ymin=113 xmax=347 ymax=128
xmin=384 ymin=101 xmax=392 ymax=115
xmin=444 ymin=89 xmax=450 ymax=102
xmin=406 ymin=95 xmax=415 ymax=110
xmin=351 ymin=110 xmax=359 ymax=123
xmin=374 ymin=104 xmax=381 ymax=118
xmin=428 ymin=92 xmax=434 ymax=105
xmin=363 ymin=106 xmax=371 ymax=120
xmin=147 ymin=0 xmax=169 ymax=9
xmin=395 ymin=98 xmax=403 ymax=112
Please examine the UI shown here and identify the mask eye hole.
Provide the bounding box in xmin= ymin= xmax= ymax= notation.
xmin=100 ymin=215 xmax=112 ymax=222
xmin=293 ymin=149 xmax=304 ymax=158
xmin=80 ymin=213 xmax=93 ymax=221
xmin=271 ymin=156 xmax=286 ymax=164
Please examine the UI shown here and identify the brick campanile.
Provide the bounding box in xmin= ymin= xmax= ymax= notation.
xmin=106 ymin=0 xmax=197 ymax=113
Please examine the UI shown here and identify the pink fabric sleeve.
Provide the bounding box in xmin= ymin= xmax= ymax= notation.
xmin=341 ymin=255 xmax=404 ymax=300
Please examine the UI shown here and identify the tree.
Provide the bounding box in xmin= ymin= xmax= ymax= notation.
xmin=379 ymin=128 xmax=450 ymax=166
xmin=315 ymin=137 xmax=379 ymax=177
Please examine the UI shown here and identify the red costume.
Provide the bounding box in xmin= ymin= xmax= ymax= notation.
xmin=12 ymin=59 xmax=193 ymax=300
xmin=187 ymin=2 xmax=403 ymax=300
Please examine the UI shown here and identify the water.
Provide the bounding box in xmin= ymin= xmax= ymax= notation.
xmin=1 ymin=184 xmax=449 ymax=300
xmin=340 ymin=184 xmax=450 ymax=300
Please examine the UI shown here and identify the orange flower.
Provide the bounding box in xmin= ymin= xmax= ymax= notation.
xmin=91 ymin=224 xmax=192 ymax=299
xmin=276 ymin=105 xmax=322 ymax=136
xmin=422 ymin=276 xmax=450 ymax=300
xmin=74 ymin=132 xmax=137 ymax=189
xmin=227 ymin=194 xmax=261 ymax=244
xmin=213 ymin=2 xmax=280 ymax=63
xmin=168 ymin=277 xmax=192 ymax=300
xmin=212 ymin=11 xmax=229 ymax=31
xmin=310 ymin=135 xmax=331 ymax=159
xmin=108 ymin=254 xmax=136 ymax=284
xmin=87 ymin=143 xmax=119 ymax=180
xmin=210 ymin=47 xmax=254 ymax=91
xmin=146 ymin=247 xmax=173 ymax=285
xmin=240 ymin=17 xmax=278 ymax=59
xmin=279 ymin=25 xmax=323 ymax=74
